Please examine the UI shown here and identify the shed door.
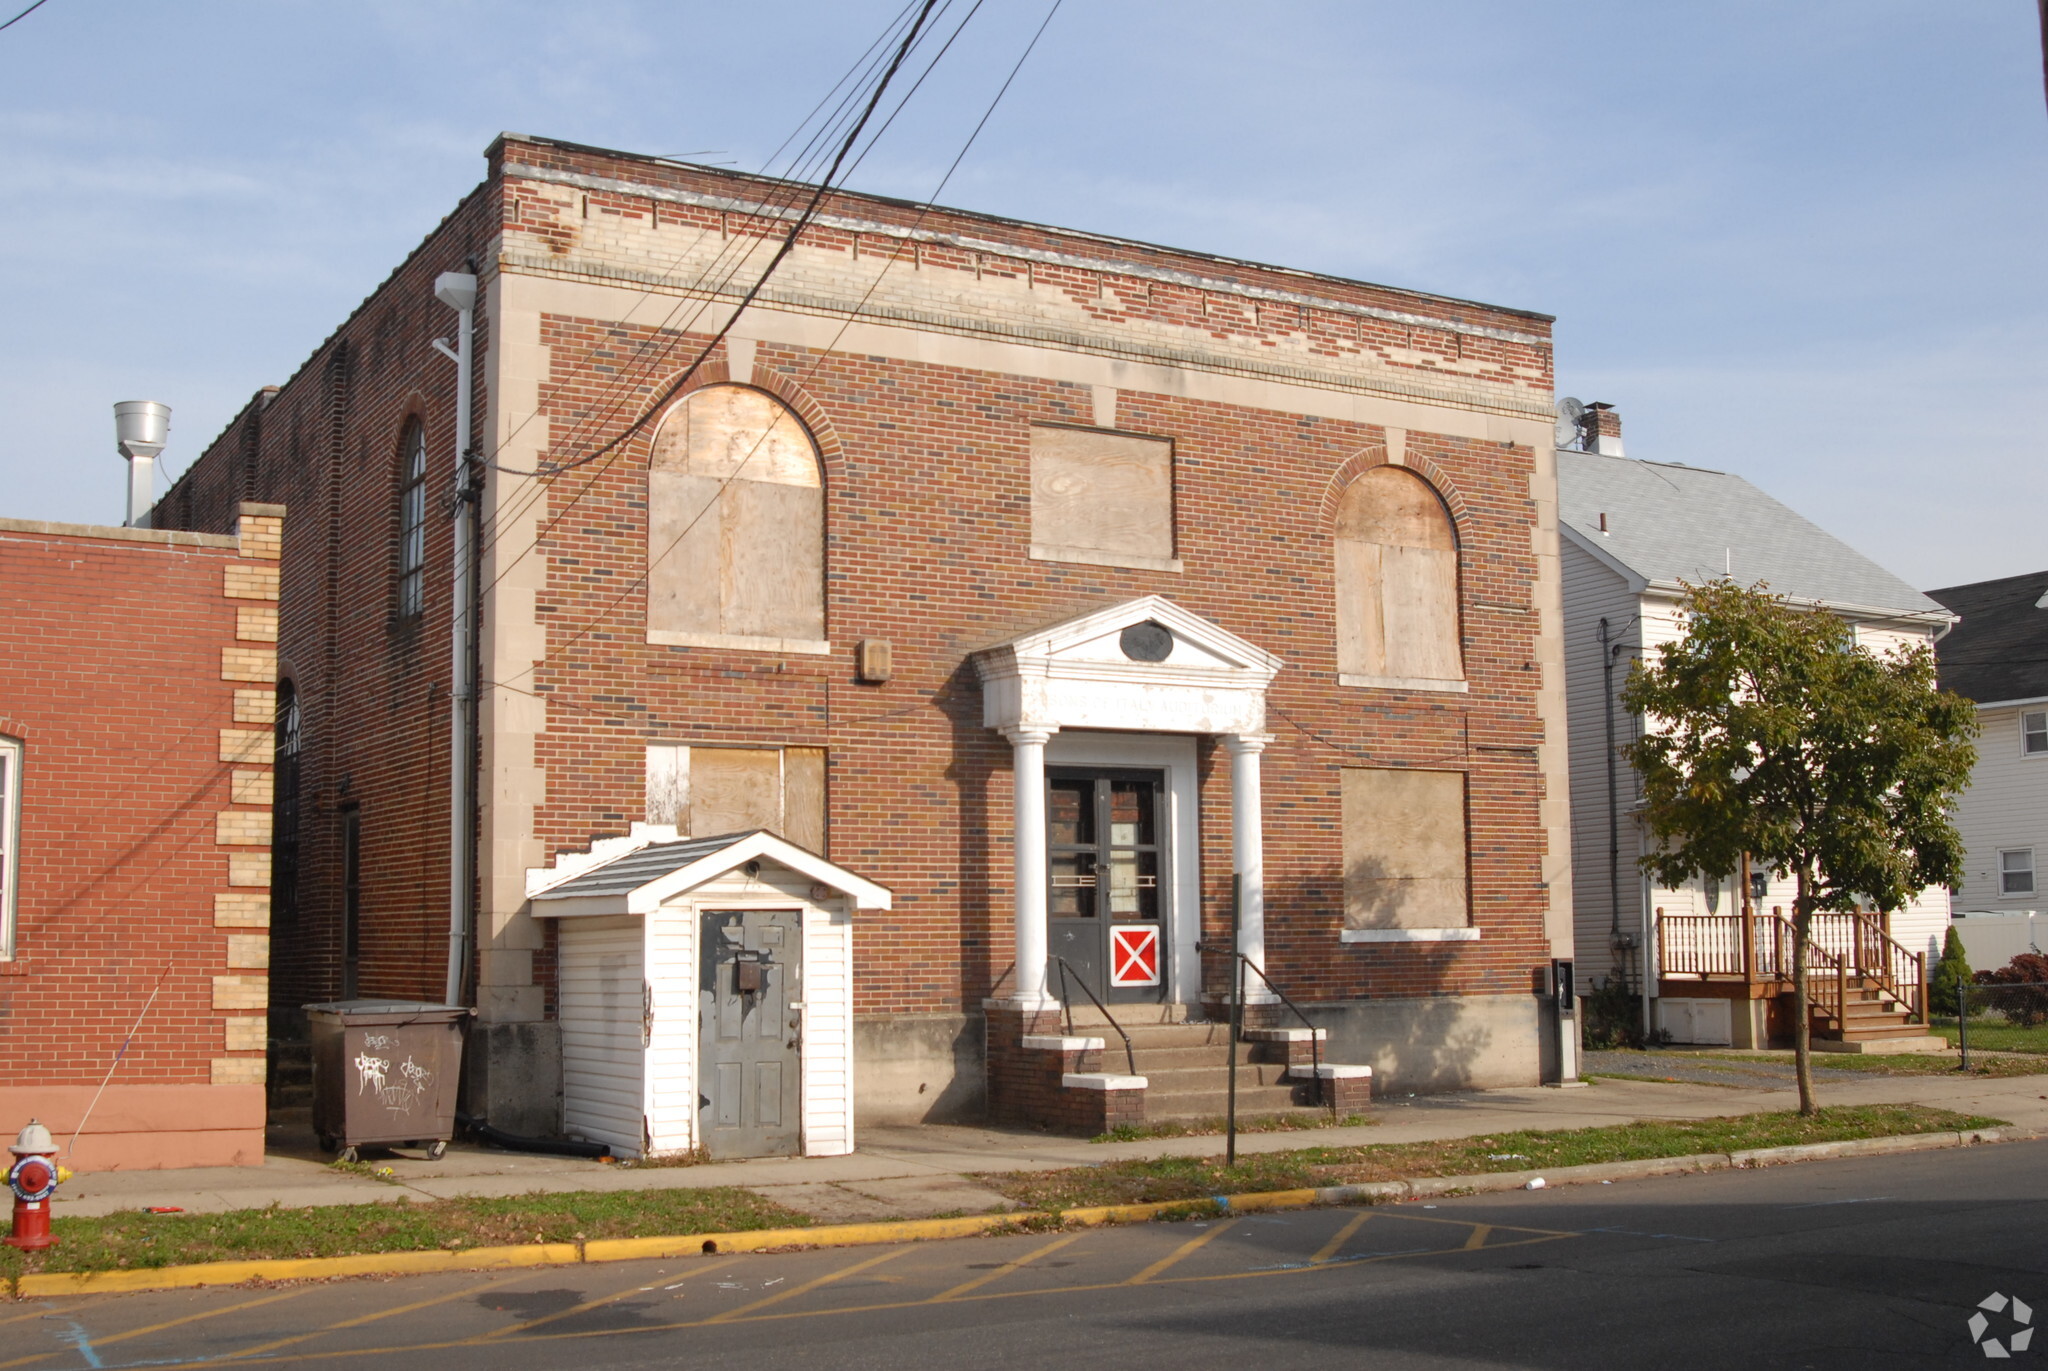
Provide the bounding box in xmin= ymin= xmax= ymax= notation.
xmin=699 ymin=909 xmax=803 ymax=1159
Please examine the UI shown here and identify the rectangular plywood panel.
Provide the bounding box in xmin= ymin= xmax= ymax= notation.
xmin=783 ymin=747 xmax=827 ymax=853
xmin=647 ymin=471 xmax=723 ymax=635
xmin=1381 ymin=544 xmax=1461 ymax=681
xmin=1029 ymin=426 xmax=1173 ymax=560
xmin=721 ymin=479 xmax=824 ymax=639
xmin=1341 ymin=768 xmax=1470 ymax=929
xmin=1335 ymin=540 xmax=1385 ymax=678
xmin=690 ymin=748 xmax=783 ymax=839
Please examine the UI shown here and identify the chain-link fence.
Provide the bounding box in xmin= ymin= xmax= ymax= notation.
xmin=1956 ymin=980 xmax=2048 ymax=1069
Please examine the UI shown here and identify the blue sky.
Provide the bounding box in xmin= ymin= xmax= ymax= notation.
xmin=3 ymin=0 xmax=2042 ymax=589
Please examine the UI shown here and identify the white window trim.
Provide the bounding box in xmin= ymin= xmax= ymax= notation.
xmin=2021 ymin=710 xmax=2048 ymax=758
xmin=2000 ymin=847 xmax=2036 ymax=898
xmin=1029 ymin=545 xmax=1184 ymax=575
xmin=0 ymin=737 xmax=18 ymax=961
xmin=1338 ymin=673 xmax=1469 ymax=694
xmin=1341 ymin=927 xmax=1481 ymax=943
xmin=646 ymin=630 xmax=831 ymax=656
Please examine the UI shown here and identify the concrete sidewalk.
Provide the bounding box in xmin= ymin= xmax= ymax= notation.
xmin=45 ymin=1060 xmax=2048 ymax=1223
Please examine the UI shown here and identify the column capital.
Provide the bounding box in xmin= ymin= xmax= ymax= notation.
xmin=1222 ymin=732 xmax=1274 ymax=755
xmin=1000 ymin=723 xmax=1059 ymax=746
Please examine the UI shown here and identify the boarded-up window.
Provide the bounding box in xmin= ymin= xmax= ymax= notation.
xmin=1341 ymin=768 xmax=1469 ymax=930
xmin=645 ymin=745 xmax=827 ymax=852
xmin=1029 ymin=425 xmax=1176 ymax=569
xmin=1335 ymin=467 xmax=1462 ymax=685
xmin=647 ymin=385 xmax=824 ymax=645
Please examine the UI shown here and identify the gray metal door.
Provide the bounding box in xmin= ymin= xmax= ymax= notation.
xmin=699 ymin=909 xmax=802 ymax=1159
xmin=1047 ymin=769 xmax=1169 ymax=1006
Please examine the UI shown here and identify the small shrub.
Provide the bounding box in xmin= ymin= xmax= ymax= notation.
xmin=1975 ymin=953 xmax=2048 ymax=1027
xmin=1930 ymin=926 xmax=1972 ymax=1017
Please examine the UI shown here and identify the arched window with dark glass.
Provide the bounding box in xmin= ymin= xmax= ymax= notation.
xmin=397 ymin=421 xmax=427 ymax=618
xmin=273 ymin=681 xmax=302 ymax=926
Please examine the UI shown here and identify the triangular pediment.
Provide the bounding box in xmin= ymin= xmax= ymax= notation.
xmin=527 ymin=825 xmax=892 ymax=914
xmin=973 ymin=597 xmax=1281 ymax=738
xmin=975 ymin=596 xmax=1283 ymax=676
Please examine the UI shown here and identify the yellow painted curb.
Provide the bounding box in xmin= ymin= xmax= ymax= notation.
xmin=12 ymin=1126 xmax=2022 ymax=1299
xmin=586 ymin=1214 xmax=1020 ymax=1262
xmin=17 ymin=1242 xmax=579 ymax=1298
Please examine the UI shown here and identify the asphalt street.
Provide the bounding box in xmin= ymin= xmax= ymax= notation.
xmin=9 ymin=1139 xmax=2048 ymax=1370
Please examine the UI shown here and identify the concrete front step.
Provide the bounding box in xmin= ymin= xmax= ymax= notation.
xmin=1062 ymin=1003 xmax=1203 ymax=1029
xmin=1126 ymin=1042 xmax=1261 ymax=1070
xmin=1146 ymin=1084 xmax=1318 ymax=1119
xmin=1813 ymin=1034 xmax=1949 ymax=1054
xmin=1138 ymin=1063 xmax=1295 ymax=1092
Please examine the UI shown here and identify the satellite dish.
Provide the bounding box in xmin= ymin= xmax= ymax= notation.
xmin=1554 ymin=397 xmax=1585 ymax=451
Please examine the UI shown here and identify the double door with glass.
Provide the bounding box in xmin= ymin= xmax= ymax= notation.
xmin=1046 ymin=768 xmax=1168 ymax=1005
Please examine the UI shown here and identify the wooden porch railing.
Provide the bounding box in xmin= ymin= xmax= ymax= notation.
xmin=1657 ymin=910 xmax=1927 ymax=1024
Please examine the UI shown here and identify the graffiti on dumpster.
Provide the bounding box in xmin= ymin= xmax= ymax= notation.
xmin=353 ymin=1048 xmax=432 ymax=1115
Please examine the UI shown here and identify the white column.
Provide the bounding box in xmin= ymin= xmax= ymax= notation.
xmin=1226 ymin=734 xmax=1278 ymax=1003
xmin=1005 ymin=725 xmax=1060 ymax=1010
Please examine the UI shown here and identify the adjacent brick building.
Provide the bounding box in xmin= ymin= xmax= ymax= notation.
xmin=0 ymin=507 xmax=281 ymax=1168
xmin=159 ymin=134 xmax=1575 ymax=1146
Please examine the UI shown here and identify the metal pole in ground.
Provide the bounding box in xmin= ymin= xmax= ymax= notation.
xmin=1227 ymin=874 xmax=1242 ymax=1170
xmin=1959 ymin=982 xmax=1970 ymax=1072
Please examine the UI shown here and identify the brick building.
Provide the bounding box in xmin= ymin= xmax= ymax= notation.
xmin=0 ymin=507 xmax=282 ymax=1168
xmin=159 ymin=134 xmax=1574 ymax=1148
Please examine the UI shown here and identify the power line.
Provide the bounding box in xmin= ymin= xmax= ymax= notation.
xmin=469 ymin=0 xmax=953 ymax=567
xmin=0 ymin=0 xmax=51 ymax=34
xmin=484 ymin=0 xmax=1063 ymax=695
xmin=472 ymin=0 xmax=986 ymax=603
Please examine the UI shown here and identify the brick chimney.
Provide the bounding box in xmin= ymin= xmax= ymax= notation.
xmin=1581 ymin=402 xmax=1623 ymax=457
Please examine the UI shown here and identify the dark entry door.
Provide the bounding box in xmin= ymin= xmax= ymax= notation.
xmin=1047 ymin=769 xmax=1168 ymax=1005
xmin=699 ymin=909 xmax=802 ymax=1159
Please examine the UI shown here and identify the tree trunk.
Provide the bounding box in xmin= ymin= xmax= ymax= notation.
xmin=1792 ymin=864 xmax=1816 ymax=1116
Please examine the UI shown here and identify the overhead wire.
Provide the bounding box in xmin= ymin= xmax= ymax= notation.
xmin=468 ymin=0 xmax=957 ymax=569
xmin=0 ymin=0 xmax=51 ymax=34
xmin=485 ymin=0 xmax=1064 ymax=698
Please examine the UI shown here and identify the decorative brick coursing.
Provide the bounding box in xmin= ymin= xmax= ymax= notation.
xmin=220 ymin=648 xmax=277 ymax=683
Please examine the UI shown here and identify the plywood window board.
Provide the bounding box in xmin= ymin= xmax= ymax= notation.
xmin=644 ymin=743 xmax=827 ymax=852
xmin=1335 ymin=467 xmax=1462 ymax=685
xmin=1029 ymin=425 xmax=1176 ymax=568
xmin=648 ymin=385 xmax=825 ymax=644
xmin=1340 ymin=767 xmax=1470 ymax=931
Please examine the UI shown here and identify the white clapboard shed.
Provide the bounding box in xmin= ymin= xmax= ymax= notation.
xmin=527 ymin=826 xmax=890 ymax=1160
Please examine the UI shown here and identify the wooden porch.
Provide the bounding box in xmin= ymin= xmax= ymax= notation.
xmin=1657 ymin=910 xmax=1932 ymax=1047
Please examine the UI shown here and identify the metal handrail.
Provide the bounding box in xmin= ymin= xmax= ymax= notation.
xmin=1050 ymin=956 xmax=1138 ymax=1077
xmin=1237 ymin=955 xmax=1329 ymax=1115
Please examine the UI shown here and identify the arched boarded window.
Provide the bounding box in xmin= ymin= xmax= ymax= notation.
xmin=1334 ymin=466 xmax=1463 ymax=688
xmin=646 ymin=385 xmax=825 ymax=649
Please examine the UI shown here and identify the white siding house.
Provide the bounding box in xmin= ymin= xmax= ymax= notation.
xmin=1929 ymin=572 xmax=2048 ymax=952
xmin=1557 ymin=424 xmax=1954 ymax=1047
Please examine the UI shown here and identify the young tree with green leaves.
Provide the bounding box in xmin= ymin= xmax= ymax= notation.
xmin=1621 ymin=581 xmax=1977 ymax=1114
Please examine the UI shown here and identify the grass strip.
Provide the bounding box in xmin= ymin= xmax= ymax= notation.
xmin=0 ymin=1185 xmax=806 ymax=1279
xmin=1681 ymin=1051 xmax=2048 ymax=1078
xmin=1093 ymin=1113 xmax=1375 ymax=1143
xmin=982 ymin=1104 xmax=2005 ymax=1210
xmin=1929 ymin=1020 xmax=2048 ymax=1056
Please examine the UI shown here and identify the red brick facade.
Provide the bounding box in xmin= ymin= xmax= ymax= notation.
xmin=0 ymin=509 xmax=280 ymax=1168
xmin=160 ymin=134 xmax=1572 ymax=1131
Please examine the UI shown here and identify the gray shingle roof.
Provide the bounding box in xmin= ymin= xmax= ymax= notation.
xmin=1928 ymin=571 xmax=2048 ymax=704
xmin=1557 ymin=450 xmax=1943 ymax=619
xmin=535 ymin=832 xmax=765 ymax=901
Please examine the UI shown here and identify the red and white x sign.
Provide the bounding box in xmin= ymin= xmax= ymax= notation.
xmin=1109 ymin=925 xmax=1161 ymax=986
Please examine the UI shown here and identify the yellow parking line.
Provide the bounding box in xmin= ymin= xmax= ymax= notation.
xmin=224 ymin=1271 xmax=543 ymax=1358
xmin=0 ymin=1288 xmax=309 ymax=1369
xmin=480 ymin=1257 xmax=738 ymax=1338
xmin=1463 ymin=1224 xmax=1493 ymax=1251
xmin=704 ymin=1248 xmax=909 ymax=1323
xmin=0 ymin=1308 xmax=55 ymax=1330
xmin=1309 ymin=1212 xmax=1372 ymax=1264
xmin=928 ymin=1233 xmax=1082 ymax=1302
xmin=1124 ymin=1219 xmax=1239 ymax=1285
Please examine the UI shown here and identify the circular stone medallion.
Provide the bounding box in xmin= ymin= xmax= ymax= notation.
xmin=1119 ymin=621 xmax=1174 ymax=662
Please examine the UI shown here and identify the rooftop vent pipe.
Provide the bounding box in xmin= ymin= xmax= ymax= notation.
xmin=114 ymin=401 xmax=171 ymax=528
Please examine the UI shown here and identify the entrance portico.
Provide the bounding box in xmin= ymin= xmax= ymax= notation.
xmin=973 ymin=596 xmax=1284 ymax=1013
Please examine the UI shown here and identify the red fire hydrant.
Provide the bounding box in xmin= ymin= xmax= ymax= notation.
xmin=6 ymin=1120 xmax=68 ymax=1251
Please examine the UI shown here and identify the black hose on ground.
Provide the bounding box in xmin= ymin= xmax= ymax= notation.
xmin=456 ymin=1110 xmax=611 ymax=1158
